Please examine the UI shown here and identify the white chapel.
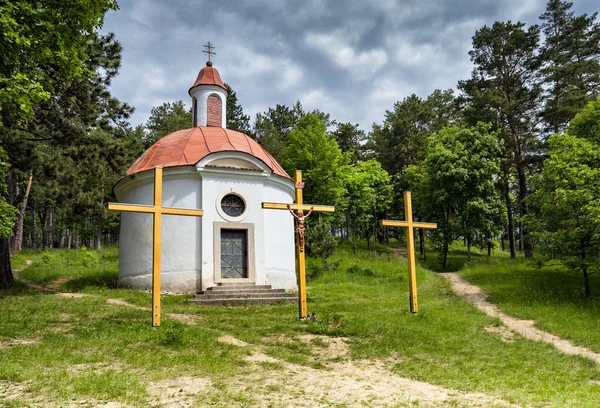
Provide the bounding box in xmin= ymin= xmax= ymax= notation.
xmin=113 ymin=59 xmax=297 ymax=294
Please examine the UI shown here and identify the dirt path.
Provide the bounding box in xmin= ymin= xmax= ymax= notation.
xmin=443 ymin=272 xmax=600 ymax=366
xmin=144 ymin=334 xmax=516 ymax=408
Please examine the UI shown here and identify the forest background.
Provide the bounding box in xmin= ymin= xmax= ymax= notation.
xmin=1 ymin=0 xmax=600 ymax=297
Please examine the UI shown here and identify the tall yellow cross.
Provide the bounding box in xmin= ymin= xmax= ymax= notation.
xmin=381 ymin=191 xmax=437 ymax=314
xmin=108 ymin=167 xmax=204 ymax=327
xmin=262 ymin=170 xmax=334 ymax=319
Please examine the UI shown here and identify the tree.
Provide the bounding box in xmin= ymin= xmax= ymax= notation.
xmin=332 ymin=122 xmax=365 ymax=164
xmin=282 ymin=114 xmax=344 ymax=207
xmin=340 ymin=159 xmax=392 ymax=253
xmin=0 ymin=0 xmax=118 ymax=126
xmin=408 ymin=123 xmax=502 ymax=269
xmin=529 ymin=100 xmax=600 ymax=297
xmin=143 ymin=101 xmax=191 ymax=148
xmin=225 ymin=84 xmax=251 ymax=134
xmin=0 ymin=147 xmax=17 ymax=287
xmin=0 ymin=0 xmax=119 ymax=285
xmin=458 ymin=21 xmax=542 ymax=258
xmin=253 ymin=101 xmax=305 ymax=161
xmin=539 ymin=0 xmax=600 ymax=134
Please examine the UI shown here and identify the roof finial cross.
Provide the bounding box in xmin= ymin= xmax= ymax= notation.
xmin=202 ymin=41 xmax=216 ymax=63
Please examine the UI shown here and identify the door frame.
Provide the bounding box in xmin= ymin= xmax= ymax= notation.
xmin=213 ymin=222 xmax=255 ymax=284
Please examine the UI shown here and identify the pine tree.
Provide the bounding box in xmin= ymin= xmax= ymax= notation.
xmin=540 ymin=0 xmax=600 ymax=134
xmin=225 ymin=84 xmax=251 ymax=135
xmin=458 ymin=21 xmax=542 ymax=258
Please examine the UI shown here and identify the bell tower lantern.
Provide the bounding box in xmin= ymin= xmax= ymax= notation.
xmin=188 ymin=42 xmax=228 ymax=128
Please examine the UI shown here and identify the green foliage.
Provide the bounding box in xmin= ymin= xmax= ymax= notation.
xmin=458 ymin=20 xmax=542 ymax=257
xmin=282 ymin=114 xmax=345 ymax=206
xmin=346 ymin=264 xmax=375 ymax=276
xmin=143 ymin=100 xmax=191 ymax=148
xmin=409 ymin=123 xmax=502 ymax=268
xmin=0 ymin=0 xmax=119 ymax=125
xmin=331 ymin=122 xmax=365 ymax=164
xmin=305 ymin=217 xmax=338 ymax=268
xmin=225 ymin=83 xmax=251 ymax=134
xmin=539 ymin=0 xmax=600 ymax=134
xmin=0 ymin=147 xmax=17 ymax=239
xmin=340 ymin=159 xmax=392 ymax=252
xmin=529 ymin=99 xmax=600 ymax=296
xmin=253 ymin=101 xmax=305 ymax=161
xmin=366 ymin=90 xmax=459 ymax=191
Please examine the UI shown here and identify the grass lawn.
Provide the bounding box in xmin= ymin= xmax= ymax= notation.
xmin=0 ymin=243 xmax=599 ymax=407
xmin=455 ymin=244 xmax=600 ymax=355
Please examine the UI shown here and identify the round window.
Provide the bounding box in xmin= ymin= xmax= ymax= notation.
xmin=220 ymin=194 xmax=246 ymax=217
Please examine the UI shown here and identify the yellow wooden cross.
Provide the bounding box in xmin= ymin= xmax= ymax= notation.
xmin=108 ymin=167 xmax=204 ymax=327
xmin=262 ymin=170 xmax=334 ymax=319
xmin=380 ymin=191 xmax=437 ymax=314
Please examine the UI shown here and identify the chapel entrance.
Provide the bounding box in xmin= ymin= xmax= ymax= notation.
xmin=220 ymin=229 xmax=248 ymax=279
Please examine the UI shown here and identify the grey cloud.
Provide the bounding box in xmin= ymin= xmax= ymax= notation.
xmin=102 ymin=0 xmax=599 ymax=133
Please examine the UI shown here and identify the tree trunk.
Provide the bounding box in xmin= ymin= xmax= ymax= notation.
xmin=0 ymin=238 xmax=14 ymax=287
xmin=41 ymin=210 xmax=48 ymax=250
xmin=10 ymin=170 xmax=33 ymax=253
xmin=383 ymin=208 xmax=389 ymax=245
xmin=467 ymin=234 xmax=472 ymax=263
xmin=49 ymin=207 xmax=54 ymax=248
xmin=518 ymin=220 xmax=523 ymax=252
xmin=503 ymin=181 xmax=516 ymax=259
xmin=442 ymin=239 xmax=448 ymax=270
xmin=32 ymin=201 xmax=37 ymax=249
xmin=583 ymin=267 xmax=591 ymax=297
xmin=501 ymin=226 xmax=505 ymax=252
xmin=419 ymin=228 xmax=425 ymax=256
xmin=516 ymin=164 xmax=533 ymax=257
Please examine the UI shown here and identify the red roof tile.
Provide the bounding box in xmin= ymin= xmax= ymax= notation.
xmin=126 ymin=127 xmax=291 ymax=180
xmin=188 ymin=62 xmax=228 ymax=93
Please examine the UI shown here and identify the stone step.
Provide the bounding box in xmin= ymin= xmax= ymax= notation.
xmin=191 ymin=296 xmax=297 ymax=306
xmin=216 ymin=282 xmax=265 ymax=287
xmin=196 ymin=292 xmax=297 ymax=300
xmin=200 ymin=289 xmax=287 ymax=296
xmin=203 ymin=285 xmax=274 ymax=292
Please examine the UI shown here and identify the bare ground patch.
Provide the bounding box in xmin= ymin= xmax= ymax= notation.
xmin=210 ymin=333 xmax=514 ymax=407
xmin=484 ymin=325 xmax=516 ymax=342
xmin=0 ymin=338 xmax=40 ymax=349
xmin=147 ymin=376 xmax=211 ymax=407
xmin=57 ymin=292 xmax=92 ymax=298
xmin=105 ymin=298 xmax=201 ymax=325
xmin=444 ymin=273 xmax=600 ymax=365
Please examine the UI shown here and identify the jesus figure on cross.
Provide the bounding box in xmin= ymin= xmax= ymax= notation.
xmin=287 ymin=204 xmax=313 ymax=251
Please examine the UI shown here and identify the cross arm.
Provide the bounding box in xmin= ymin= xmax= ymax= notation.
xmin=161 ymin=207 xmax=204 ymax=217
xmin=381 ymin=220 xmax=438 ymax=229
xmin=108 ymin=203 xmax=155 ymax=214
xmin=262 ymin=202 xmax=335 ymax=213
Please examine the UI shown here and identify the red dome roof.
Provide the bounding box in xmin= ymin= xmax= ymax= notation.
xmin=126 ymin=127 xmax=291 ymax=179
xmin=188 ymin=62 xmax=227 ymax=94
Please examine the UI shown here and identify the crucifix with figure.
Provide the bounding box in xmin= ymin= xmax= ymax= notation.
xmin=262 ymin=170 xmax=334 ymax=319
xmin=381 ymin=191 xmax=437 ymax=314
xmin=108 ymin=167 xmax=204 ymax=327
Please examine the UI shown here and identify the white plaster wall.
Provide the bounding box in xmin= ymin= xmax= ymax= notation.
xmin=198 ymin=167 xmax=296 ymax=290
xmin=115 ymin=168 xmax=202 ymax=293
xmin=114 ymin=160 xmax=295 ymax=293
xmin=189 ymin=85 xmax=227 ymax=127
xmin=263 ymin=178 xmax=297 ymax=290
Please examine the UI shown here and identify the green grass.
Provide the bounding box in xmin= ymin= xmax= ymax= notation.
xmin=458 ymin=245 xmax=600 ymax=354
xmin=2 ymin=243 xmax=600 ymax=407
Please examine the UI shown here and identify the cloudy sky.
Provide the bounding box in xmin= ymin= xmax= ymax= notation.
xmin=102 ymin=0 xmax=598 ymax=133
